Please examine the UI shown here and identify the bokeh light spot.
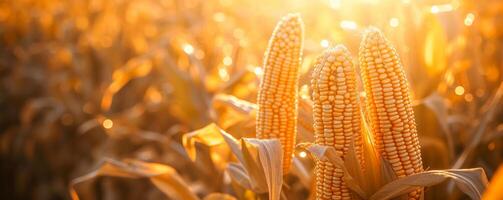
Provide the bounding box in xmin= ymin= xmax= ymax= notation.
xmin=103 ymin=119 xmax=113 ymax=129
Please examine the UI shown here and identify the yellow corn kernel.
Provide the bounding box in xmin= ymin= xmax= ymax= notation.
xmin=359 ymin=27 xmax=423 ymax=199
xmin=256 ymin=13 xmax=304 ymax=174
xmin=311 ymin=45 xmax=362 ymax=200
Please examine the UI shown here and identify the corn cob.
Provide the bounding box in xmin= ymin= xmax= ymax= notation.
xmin=311 ymin=45 xmax=362 ymax=200
xmin=256 ymin=13 xmax=304 ymax=174
xmin=359 ymin=27 xmax=423 ymax=199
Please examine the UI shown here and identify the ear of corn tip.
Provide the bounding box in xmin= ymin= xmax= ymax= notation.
xmin=256 ymin=13 xmax=304 ymax=174
xmin=311 ymin=45 xmax=362 ymax=200
xmin=359 ymin=27 xmax=423 ymax=200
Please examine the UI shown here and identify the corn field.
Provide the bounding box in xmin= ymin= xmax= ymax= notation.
xmin=1 ymin=0 xmax=502 ymax=199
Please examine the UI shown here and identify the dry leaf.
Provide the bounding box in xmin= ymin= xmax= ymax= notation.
xmin=243 ymin=138 xmax=283 ymax=200
xmin=70 ymin=158 xmax=198 ymax=200
xmin=240 ymin=138 xmax=269 ymax=193
xmin=212 ymin=94 xmax=314 ymax=143
xmin=370 ymin=168 xmax=488 ymax=200
xmin=212 ymin=94 xmax=257 ymax=115
xmin=211 ymin=94 xmax=257 ymax=137
xmin=181 ymin=123 xmax=283 ymax=198
xmin=182 ymin=123 xmax=240 ymax=171
xmin=226 ymin=163 xmax=253 ymax=190
xmin=101 ymin=58 xmax=153 ymax=111
xmin=182 ymin=123 xmax=230 ymax=161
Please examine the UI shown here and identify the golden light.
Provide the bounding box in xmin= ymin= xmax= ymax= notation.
xmin=455 ymin=85 xmax=465 ymax=96
xmin=223 ymin=56 xmax=233 ymax=66
xmin=103 ymin=119 xmax=113 ymax=129
xmin=360 ymin=91 xmax=367 ymax=98
xmin=422 ymin=15 xmax=447 ymax=76
xmin=299 ymin=84 xmax=310 ymax=99
xmin=361 ymin=0 xmax=379 ymax=5
xmin=464 ymin=13 xmax=475 ymax=26
xmin=329 ymin=0 xmax=341 ymax=9
xmin=320 ymin=39 xmax=330 ymax=48
xmin=5 ymin=0 xmax=503 ymax=198
xmin=340 ymin=20 xmax=358 ymax=30
xmin=445 ymin=71 xmax=455 ymax=86
xmin=430 ymin=6 xmax=439 ymax=13
xmin=430 ymin=4 xmax=454 ymax=14
xmin=389 ymin=18 xmax=399 ymax=27
xmin=182 ymin=44 xmax=194 ymax=55
xmin=253 ymin=66 xmax=263 ymax=77
xmin=464 ymin=93 xmax=474 ymax=102
xmin=146 ymin=87 xmax=162 ymax=104
xmin=213 ymin=12 xmax=226 ymax=22
xmin=218 ymin=67 xmax=230 ymax=81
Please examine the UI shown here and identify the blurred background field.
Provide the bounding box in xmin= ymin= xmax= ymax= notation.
xmin=0 ymin=0 xmax=502 ymax=199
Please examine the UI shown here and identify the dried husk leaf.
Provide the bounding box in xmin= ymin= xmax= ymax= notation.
xmin=370 ymin=168 xmax=488 ymax=200
xmin=212 ymin=94 xmax=257 ymax=115
xmin=243 ymin=138 xmax=283 ymax=200
xmin=240 ymin=138 xmax=269 ymax=193
xmin=101 ymin=58 xmax=153 ymax=111
xmin=212 ymin=94 xmax=257 ymax=138
xmin=182 ymin=123 xmax=229 ymax=161
xmin=180 ymin=123 xmax=272 ymax=195
xmin=219 ymin=129 xmax=246 ymax=165
xmin=190 ymin=126 xmax=282 ymax=198
xmin=212 ymin=94 xmax=314 ymax=142
xmin=226 ymin=163 xmax=253 ymax=190
xmin=70 ymin=158 xmax=198 ymax=200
